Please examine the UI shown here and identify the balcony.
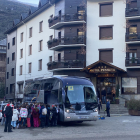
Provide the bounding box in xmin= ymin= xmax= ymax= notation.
xmin=48 ymin=14 xmax=86 ymax=29
xmin=47 ymin=60 xmax=85 ymax=71
xmin=125 ymin=8 xmax=140 ymax=20
xmin=125 ymin=33 xmax=140 ymax=43
xmin=125 ymin=57 xmax=140 ymax=67
xmin=47 ymin=36 xmax=86 ymax=50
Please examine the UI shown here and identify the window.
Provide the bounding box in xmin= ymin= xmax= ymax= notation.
xmin=19 ymin=84 xmax=23 ymax=94
xmin=29 ymin=27 xmax=32 ymax=37
xmin=11 ymin=68 xmax=14 ymax=76
xmin=49 ymin=56 xmax=52 ymax=62
xmin=7 ymin=57 xmax=9 ymax=64
xmin=100 ymin=3 xmax=113 ymax=17
xmin=0 ymin=54 xmax=5 ymax=61
xmin=20 ymin=49 xmax=23 ymax=58
xmin=38 ymin=59 xmax=42 ymax=71
xmin=99 ymin=49 xmax=113 ymax=63
xmin=99 ymin=26 xmax=113 ymax=40
xmin=128 ymin=51 xmax=137 ymax=64
xmin=28 ymin=63 xmax=32 ymax=73
xmin=7 ymin=72 xmax=9 ymax=79
xmin=58 ymin=53 xmax=61 ymax=62
xmin=6 ymin=87 xmax=8 ymax=94
xmin=39 ymin=21 xmax=43 ymax=32
xmin=20 ymin=65 xmax=22 ymax=75
xmin=77 ymin=29 xmax=84 ymax=36
xmin=29 ymin=45 xmax=32 ymax=55
xmin=122 ymin=78 xmax=137 ymax=94
xmin=12 ymin=52 xmax=15 ymax=61
xmin=12 ymin=37 xmax=15 ymax=45
xmin=129 ymin=25 xmax=137 ymax=34
xmin=10 ymin=84 xmax=15 ymax=94
xmin=8 ymin=43 xmax=10 ymax=49
xmin=0 ymin=67 xmax=5 ymax=72
xmin=39 ymin=40 xmax=43 ymax=51
xmin=130 ymin=1 xmax=137 ymax=8
xmin=20 ymin=32 xmax=23 ymax=42
xmin=77 ymin=6 xmax=85 ymax=19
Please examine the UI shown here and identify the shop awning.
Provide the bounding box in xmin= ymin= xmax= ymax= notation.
xmin=81 ymin=60 xmax=126 ymax=74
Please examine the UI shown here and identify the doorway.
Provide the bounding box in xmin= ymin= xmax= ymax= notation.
xmin=96 ymin=77 xmax=116 ymax=101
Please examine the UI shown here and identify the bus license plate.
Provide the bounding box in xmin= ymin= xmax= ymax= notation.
xmin=78 ymin=116 xmax=88 ymax=119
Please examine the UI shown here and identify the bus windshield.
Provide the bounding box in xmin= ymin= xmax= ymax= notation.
xmin=66 ymin=85 xmax=97 ymax=104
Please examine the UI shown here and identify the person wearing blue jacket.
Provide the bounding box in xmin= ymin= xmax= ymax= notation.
xmin=106 ymin=99 xmax=110 ymax=117
xmin=39 ymin=104 xmax=46 ymax=128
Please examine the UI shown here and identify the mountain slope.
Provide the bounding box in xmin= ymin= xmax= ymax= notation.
xmin=0 ymin=0 xmax=35 ymax=40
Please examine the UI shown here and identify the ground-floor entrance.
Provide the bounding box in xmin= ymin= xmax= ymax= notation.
xmin=97 ymin=77 xmax=116 ymax=101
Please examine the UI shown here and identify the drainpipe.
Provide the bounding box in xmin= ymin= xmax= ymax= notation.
xmin=22 ymin=21 xmax=27 ymax=102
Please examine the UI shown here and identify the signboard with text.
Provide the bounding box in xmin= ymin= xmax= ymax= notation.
xmin=89 ymin=65 xmax=116 ymax=73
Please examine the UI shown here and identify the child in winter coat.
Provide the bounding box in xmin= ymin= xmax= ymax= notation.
xmin=32 ymin=105 xmax=39 ymax=127
xmin=11 ymin=106 xmax=19 ymax=129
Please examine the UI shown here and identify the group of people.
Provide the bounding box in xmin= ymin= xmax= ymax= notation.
xmin=1 ymin=101 xmax=59 ymax=132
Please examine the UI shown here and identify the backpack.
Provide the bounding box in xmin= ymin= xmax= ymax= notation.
xmin=42 ymin=108 xmax=47 ymax=115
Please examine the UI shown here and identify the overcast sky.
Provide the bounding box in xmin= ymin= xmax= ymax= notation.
xmin=18 ymin=0 xmax=39 ymax=5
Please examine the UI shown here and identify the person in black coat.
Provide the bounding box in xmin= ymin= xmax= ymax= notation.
xmin=51 ymin=105 xmax=57 ymax=126
xmin=106 ymin=99 xmax=110 ymax=117
xmin=4 ymin=102 xmax=13 ymax=132
xmin=46 ymin=104 xmax=50 ymax=127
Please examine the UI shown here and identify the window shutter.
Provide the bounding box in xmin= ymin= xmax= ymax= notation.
xmin=100 ymin=50 xmax=113 ymax=62
xmin=100 ymin=3 xmax=112 ymax=17
xmin=100 ymin=27 xmax=112 ymax=39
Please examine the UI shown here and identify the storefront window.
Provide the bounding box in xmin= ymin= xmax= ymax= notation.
xmin=122 ymin=78 xmax=137 ymax=94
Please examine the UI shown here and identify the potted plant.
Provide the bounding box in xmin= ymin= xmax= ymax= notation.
xmin=47 ymin=62 xmax=52 ymax=66
xmin=128 ymin=99 xmax=140 ymax=116
xmin=48 ymin=18 xmax=53 ymax=23
xmin=52 ymin=61 xmax=57 ymax=65
xmin=47 ymin=40 xmax=53 ymax=45
xmin=115 ymin=84 xmax=119 ymax=104
xmin=53 ymin=38 xmax=58 ymax=42
xmin=54 ymin=16 xmax=58 ymax=20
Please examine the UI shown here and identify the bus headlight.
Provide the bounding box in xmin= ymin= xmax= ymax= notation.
xmin=65 ymin=109 xmax=75 ymax=113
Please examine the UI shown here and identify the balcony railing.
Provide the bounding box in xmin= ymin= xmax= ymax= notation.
xmin=125 ymin=57 xmax=140 ymax=66
xmin=125 ymin=33 xmax=140 ymax=42
xmin=47 ymin=60 xmax=85 ymax=70
xmin=125 ymin=8 xmax=140 ymax=17
xmin=48 ymin=14 xmax=86 ymax=28
xmin=47 ymin=36 xmax=86 ymax=50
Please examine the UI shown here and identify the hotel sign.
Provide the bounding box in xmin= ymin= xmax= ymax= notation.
xmin=90 ymin=68 xmax=116 ymax=73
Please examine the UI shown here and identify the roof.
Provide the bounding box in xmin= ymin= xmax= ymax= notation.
xmin=21 ymin=13 xmax=28 ymax=20
xmin=38 ymin=0 xmax=49 ymax=7
xmin=5 ymin=0 xmax=56 ymax=34
xmin=13 ymin=19 xmax=20 ymax=26
xmin=53 ymin=76 xmax=93 ymax=86
xmin=81 ymin=60 xmax=126 ymax=73
xmin=0 ymin=38 xmax=7 ymax=46
xmin=29 ymin=7 xmax=38 ymax=15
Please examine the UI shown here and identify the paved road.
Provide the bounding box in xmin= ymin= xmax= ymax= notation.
xmin=0 ymin=115 xmax=140 ymax=140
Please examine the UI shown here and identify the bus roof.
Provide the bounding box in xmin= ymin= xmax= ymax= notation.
xmin=53 ymin=76 xmax=93 ymax=86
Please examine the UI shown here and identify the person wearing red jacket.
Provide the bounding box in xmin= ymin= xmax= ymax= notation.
xmin=32 ymin=105 xmax=39 ymax=127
